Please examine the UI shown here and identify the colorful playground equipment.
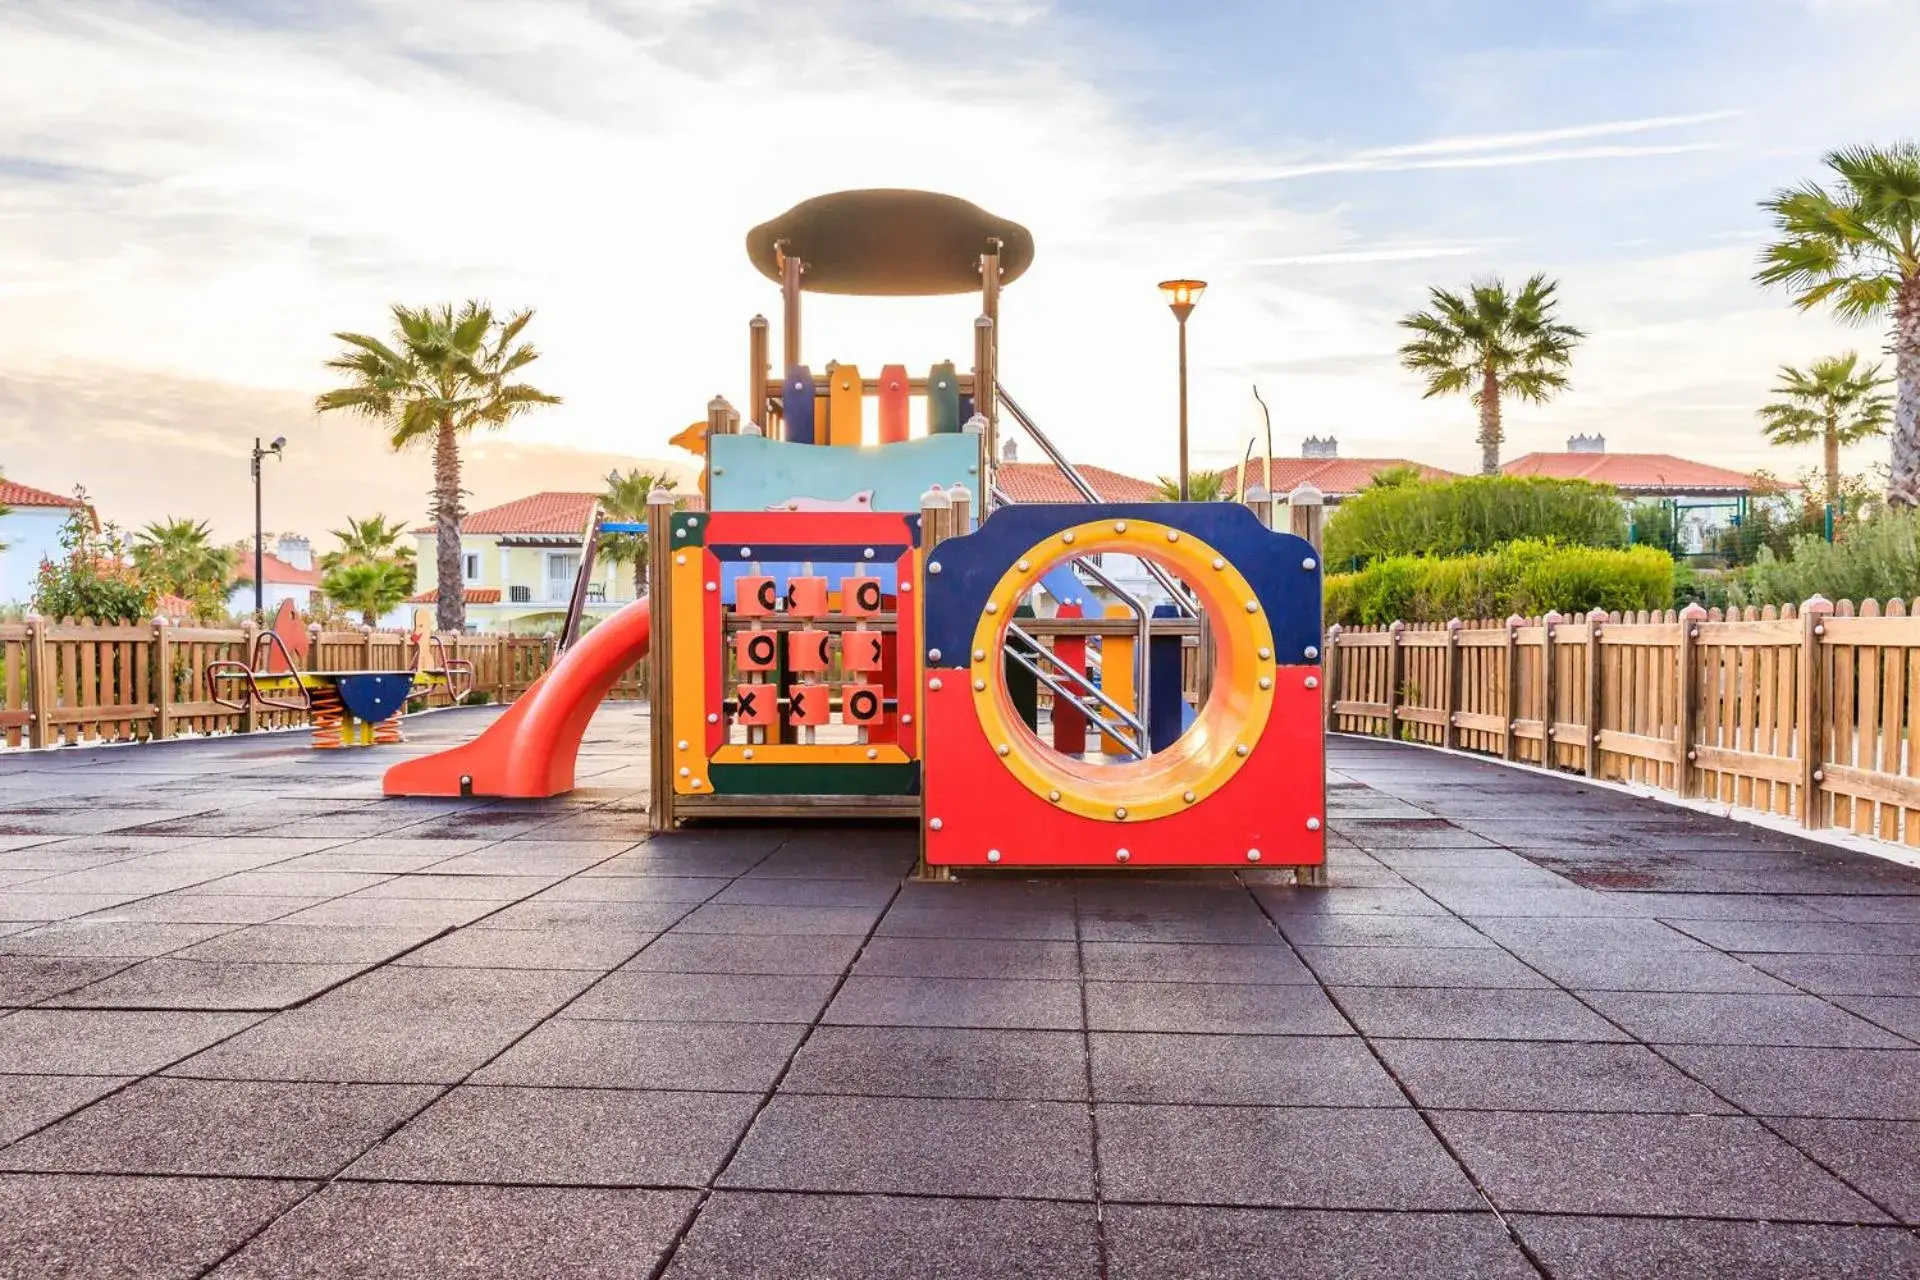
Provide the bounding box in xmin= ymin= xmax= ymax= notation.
xmin=210 ymin=602 xmax=472 ymax=749
xmin=384 ymin=188 xmax=1326 ymax=874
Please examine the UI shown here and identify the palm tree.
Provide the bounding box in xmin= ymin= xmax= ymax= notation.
xmin=1756 ymin=143 xmax=1920 ymax=505
xmin=597 ymin=468 xmax=679 ymax=596
xmin=321 ymin=561 xmax=415 ymax=627
xmin=131 ymin=517 xmax=231 ymax=597
xmin=1398 ymin=274 xmax=1585 ymax=475
xmin=1756 ymin=353 xmax=1892 ymax=504
xmin=320 ymin=514 xmax=415 ymax=573
xmin=1154 ymin=471 xmax=1227 ymax=501
xmin=314 ymin=302 xmax=561 ymax=630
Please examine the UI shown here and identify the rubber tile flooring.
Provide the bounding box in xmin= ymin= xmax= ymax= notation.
xmin=0 ymin=706 xmax=1916 ymax=1278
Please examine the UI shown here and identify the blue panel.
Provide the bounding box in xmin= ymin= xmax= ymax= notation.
xmin=781 ymin=365 xmax=816 ymax=445
xmin=333 ymin=673 xmax=414 ymax=724
xmin=922 ymin=502 xmax=1322 ymax=665
xmin=1034 ymin=563 xmax=1087 ymax=608
xmin=1148 ymin=601 xmax=1185 ymax=751
xmin=708 ymin=432 xmax=982 ymax=515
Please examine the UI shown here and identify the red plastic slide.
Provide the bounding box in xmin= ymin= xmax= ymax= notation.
xmin=383 ymin=596 xmax=651 ymax=798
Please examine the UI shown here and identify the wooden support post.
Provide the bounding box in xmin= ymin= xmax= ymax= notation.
xmin=1540 ymin=611 xmax=1562 ymax=768
xmin=1322 ymin=624 xmax=1341 ymax=732
xmin=1442 ymin=618 xmax=1462 ymax=751
xmin=947 ymin=484 xmax=973 ymax=537
xmin=748 ymin=315 xmax=770 ymax=431
xmin=779 ymin=247 xmax=803 ymax=371
xmin=1386 ymin=620 xmax=1406 ymax=741
xmin=1502 ymin=614 xmax=1523 ymax=761
xmin=916 ymin=487 xmax=955 ymax=882
xmin=647 ymin=489 xmax=678 ymax=833
xmin=980 ymin=241 xmax=1002 ymax=454
xmin=972 ymin=314 xmax=996 ymax=473
xmin=1583 ymin=608 xmax=1605 ymax=777
xmin=153 ymin=617 xmax=173 ymax=741
xmin=1287 ymin=483 xmax=1325 ymax=555
xmin=1799 ymin=594 xmax=1834 ymax=829
xmin=25 ymin=615 xmax=49 ymax=749
xmin=1676 ymin=602 xmax=1706 ymax=798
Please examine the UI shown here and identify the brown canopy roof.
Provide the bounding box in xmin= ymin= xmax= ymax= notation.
xmin=745 ymin=189 xmax=1034 ymax=296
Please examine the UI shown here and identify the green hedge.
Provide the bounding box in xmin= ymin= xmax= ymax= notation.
xmin=1323 ymin=540 xmax=1675 ymax=625
xmin=1325 ymin=475 xmax=1627 ymax=567
xmin=1735 ymin=511 xmax=1920 ymax=607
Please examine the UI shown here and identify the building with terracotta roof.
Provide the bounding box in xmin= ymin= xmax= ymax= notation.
xmin=0 ymin=479 xmax=92 ymax=605
xmin=1213 ymin=438 xmax=1458 ymax=505
xmin=408 ymin=489 xmax=699 ymax=632
xmin=1505 ymin=435 xmax=1791 ymax=552
xmin=225 ymin=536 xmax=323 ymax=617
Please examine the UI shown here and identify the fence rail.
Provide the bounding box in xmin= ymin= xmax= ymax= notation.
xmin=1327 ymin=597 xmax=1920 ymax=846
xmin=0 ymin=619 xmax=646 ymax=750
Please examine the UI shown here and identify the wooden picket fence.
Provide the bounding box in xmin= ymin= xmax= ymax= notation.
xmin=1327 ymin=598 xmax=1920 ymax=845
xmin=0 ymin=619 xmax=646 ymax=750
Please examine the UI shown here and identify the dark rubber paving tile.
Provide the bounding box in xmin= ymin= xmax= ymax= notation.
xmin=1770 ymin=1117 xmax=1920 ymax=1223
xmin=721 ymin=1095 xmax=1093 ymax=1199
xmin=1272 ymin=912 xmax=1496 ymax=948
xmin=1669 ymin=919 xmax=1920 ymax=954
xmin=471 ymin=899 xmax=689 ymax=933
xmin=874 ymin=906 xmax=1078 ymax=940
xmin=45 ymin=959 xmax=361 ymax=1010
xmin=0 ymin=1077 xmax=434 ymax=1176
xmin=280 ymin=896 xmax=504 ymax=929
xmin=1511 ymin=1214 xmax=1920 ymax=1280
xmin=1519 ymin=946 xmax=1790 ymax=993
xmin=1090 ymin=1032 xmax=1404 ymax=1106
xmin=1098 ymin=1103 xmax=1479 ymax=1209
xmin=563 ymin=970 xmax=837 ymax=1023
xmin=392 ymin=922 xmax=653 ymax=969
xmin=1077 ymin=909 xmax=1282 ymax=946
xmin=1737 ymin=951 xmax=1920 ymax=997
xmin=1332 ymin=987 xmax=1627 ymax=1041
xmin=0 ymin=1173 xmax=313 ymax=1280
xmin=208 ymin=1182 xmax=695 ymax=1279
xmin=784 ymin=1025 xmax=1088 ymax=1101
xmin=196 ymin=870 xmax=391 ymax=897
xmin=1835 ymin=995 xmax=1920 ymax=1041
xmin=1256 ymin=886 xmax=1451 ymax=916
xmin=170 ymin=967 xmax=594 ymax=1083
xmin=1 ymin=921 xmax=234 ymax=959
xmin=0 ymin=1074 xmax=131 ymax=1144
xmin=1105 ymin=1205 xmax=1536 ymax=1280
xmin=82 ymin=894 xmax=325 ymax=924
xmin=1086 ymin=980 xmax=1350 ymax=1034
xmin=711 ymin=878 xmax=897 ymax=907
xmin=1375 ymin=1039 xmax=1733 ymax=1113
xmin=175 ymin=923 xmax=442 ymax=965
xmin=1433 ymin=1111 xmax=1887 ymax=1220
xmin=671 ymin=902 xmax=883 ymax=936
xmin=1577 ymin=990 xmax=1909 ymax=1048
xmin=1078 ymin=941 xmax=1314 ymax=984
xmin=0 ymin=1008 xmax=260 ymax=1073
xmin=1 ymin=892 xmax=179 ymax=921
xmin=1661 ymin=1044 xmax=1920 ymax=1119
xmin=1474 ymin=916 xmax=1704 ymax=952
xmin=350 ymin=873 xmax=559 ymax=901
xmin=347 ymin=1085 xmax=757 ymax=1187
xmin=664 ymin=1191 xmax=1100 ymax=1279
xmin=0 ymin=956 xmax=132 ymax=1004
xmin=1297 ymin=944 xmax=1549 ymax=988
xmin=852 ymin=936 xmax=1079 ymax=980
xmin=619 ymin=932 xmax=863 ymax=976
xmin=475 ymin=1018 xmax=806 ymax=1092
xmin=530 ymin=875 xmax=728 ymax=904
xmin=827 ymin=975 xmax=1083 ymax=1030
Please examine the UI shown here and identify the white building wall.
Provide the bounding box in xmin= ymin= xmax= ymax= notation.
xmin=0 ymin=507 xmax=75 ymax=606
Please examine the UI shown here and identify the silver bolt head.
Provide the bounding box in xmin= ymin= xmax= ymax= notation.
xmin=929 ymin=677 xmax=944 ymax=691
xmin=1048 ymin=790 xmax=1061 ymax=802
xmin=996 ymin=744 xmax=1010 ymax=757
xmin=974 ymin=678 xmax=987 ymax=691
xmin=1114 ymin=806 xmax=1128 ymax=819
xmin=1306 ymin=817 xmax=1322 ymax=831
xmin=707 ymin=713 xmax=719 ymax=723
xmin=1235 ymin=744 xmax=1249 ymax=757
xmin=1303 ymin=557 xmax=1318 ymax=570
xmin=1304 ymin=645 xmax=1319 ymax=659
xmin=930 ymin=817 xmax=944 ymax=831
xmin=987 ymin=849 xmax=1001 ymax=862
xmin=1116 ymin=849 xmax=1130 ymax=862
xmin=929 ymin=562 xmax=942 ymax=574
xmin=866 ymin=747 xmax=878 ymax=759
xmin=1304 ymin=676 xmax=1319 ymax=689
xmin=928 ymin=648 xmax=942 ymax=662
xmin=1247 ymin=849 xmax=1261 ymax=862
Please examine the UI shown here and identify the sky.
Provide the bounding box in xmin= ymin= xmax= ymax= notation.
xmin=3 ymin=0 xmax=1918 ymax=547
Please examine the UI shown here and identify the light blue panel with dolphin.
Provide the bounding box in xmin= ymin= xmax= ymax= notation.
xmin=709 ymin=433 xmax=983 ymax=517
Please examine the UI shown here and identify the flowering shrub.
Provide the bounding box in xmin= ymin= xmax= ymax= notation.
xmin=31 ymin=489 xmax=155 ymax=624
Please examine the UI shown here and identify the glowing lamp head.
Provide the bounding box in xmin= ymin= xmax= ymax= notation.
xmin=1158 ymin=278 xmax=1207 ymax=322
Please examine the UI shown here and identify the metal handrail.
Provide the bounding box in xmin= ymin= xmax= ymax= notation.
xmin=1006 ymin=621 xmax=1149 ymax=748
xmin=1003 ymin=636 xmax=1148 ymax=759
xmin=995 ymin=386 xmax=1197 ymax=618
xmin=557 ymin=502 xmax=603 ymax=654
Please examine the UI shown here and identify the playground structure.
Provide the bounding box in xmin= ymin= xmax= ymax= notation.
xmin=384 ymin=189 xmax=1327 ymax=874
xmin=210 ymin=601 xmax=473 ymax=749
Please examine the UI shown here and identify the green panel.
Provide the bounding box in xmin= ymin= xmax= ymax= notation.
xmin=708 ymin=762 xmax=921 ymax=796
xmin=709 ymin=433 xmax=981 ymax=515
xmin=670 ymin=512 xmax=707 ymax=548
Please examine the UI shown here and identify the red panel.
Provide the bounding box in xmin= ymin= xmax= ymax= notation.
xmin=702 ymin=512 xmax=914 ymax=546
xmin=921 ymin=666 xmax=1325 ymax=868
xmin=704 ymin=550 xmax=726 ymax=754
xmin=1050 ymin=604 xmax=1087 ymax=756
xmin=877 ymin=364 xmax=910 ymax=444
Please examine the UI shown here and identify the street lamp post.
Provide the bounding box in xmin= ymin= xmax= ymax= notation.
xmin=1157 ymin=279 xmax=1207 ymax=500
xmin=250 ymin=436 xmax=286 ymax=621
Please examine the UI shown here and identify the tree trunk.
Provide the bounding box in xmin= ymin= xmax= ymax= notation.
xmin=432 ymin=418 xmax=466 ymax=632
xmin=1889 ymin=275 xmax=1920 ymax=508
xmin=634 ymin=549 xmax=647 ymax=599
xmin=1477 ymin=368 xmax=1503 ymax=476
xmin=1823 ymin=418 xmax=1841 ymax=508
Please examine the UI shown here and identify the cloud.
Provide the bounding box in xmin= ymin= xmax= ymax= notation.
xmin=1355 ymin=110 xmax=1742 ymax=159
